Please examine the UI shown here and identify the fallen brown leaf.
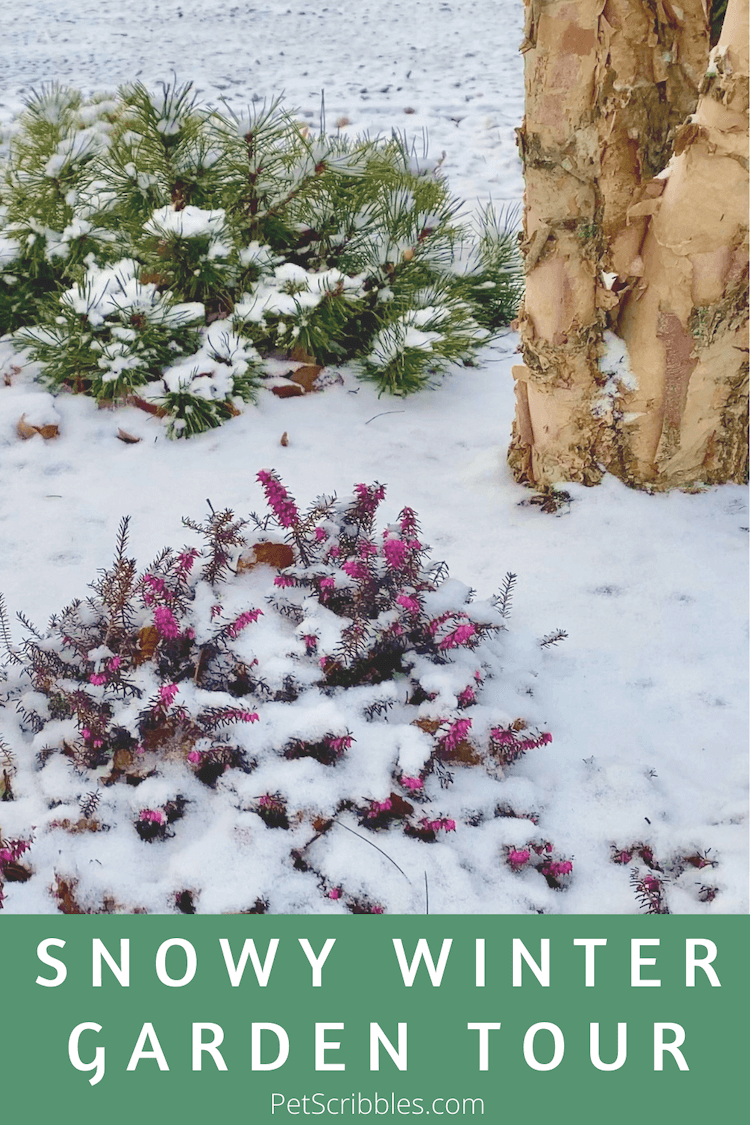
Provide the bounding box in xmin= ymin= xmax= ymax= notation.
xmin=238 ymin=541 xmax=296 ymax=571
xmin=128 ymin=395 xmax=167 ymax=418
xmin=117 ymin=428 xmax=142 ymax=444
xmin=55 ymin=875 xmax=85 ymax=915
xmin=16 ymin=414 xmax=59 ymax=440
xmin=135 ymin=625 xmax=159 ymax=665
xmin=291 ymin=364 xmax=323 ymax=392
xmin=271 ymin=382 xmax=305 ymax=398
xmin=290 ymin=344 xmax=318 ymax=364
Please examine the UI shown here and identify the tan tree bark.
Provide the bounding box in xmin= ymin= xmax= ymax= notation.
xmin=509 ymin=0 xmax=717 ymax=488
xmin=615 ymin=0 xmax=749 ymax=486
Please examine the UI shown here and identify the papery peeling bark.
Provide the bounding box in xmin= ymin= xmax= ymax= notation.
xmin=509 ymin=0 xmax=731 ymax=490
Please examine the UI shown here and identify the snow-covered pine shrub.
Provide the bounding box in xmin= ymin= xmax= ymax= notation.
xmin=454 ymin=202 xmax=524 ymax=334
xmin=0 ymin=476 xmax=566 ymax=915
xmin=0 ymin=84 xmax=117 ymax=333
xmin=0 ymin=81 xmax=522 ymax=433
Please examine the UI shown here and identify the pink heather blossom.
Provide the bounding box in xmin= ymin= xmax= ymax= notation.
xmin=440 ymin=718 xmax=472 ymax=753
xmin=185 ymin=627 xmax=195 ymax=640
xmin=108 ymin=656 xmax=121 ymax=672
xmin=159 ymin=682 xmax=179 ymax=708
xmin=457 ymin=687 xmax=476 ymax=707
xmin=358 ymin=540 xmax=377 ymax=558
xmin=406 ymin=539 xmax=422 ymax=551
xmin=274 ymin=574 xmax=297 ymax=588
xmin=354 ymin=482 xmax=386 ymax=516
xmin=367 ymin=798 xmax=393 ymax=817
xmin=328 ymin=545 xmax=340 ymax=558
xmin=327 ymin=735 xmax=353 ymax=753
xmin=187 ymin=750 xmax=202 ymax=763
xmin=370 ymin=906 xmax=384 ymax=914
xmin=258 ymin=794 xmax=281 ymax=810
xmin=211 ymin=604 xmax=223 ymax=618
xmin=177 ymin=549 xmax=198 ymax=572
xmin=397 ymin=594 xmax=421 ymax=614
xmin=329 ymin=888 xmax=342 ymax=900
xmin=302 ymin=634 xmax=318 ymax=651
xmin=314 ymin=527 xmax=327 ymax=542
xmin=545 ymin=860 xmax=573 ymax=877
xmin=420 ymin=817 xmax=454 ymax=833
xmin=1 ymin=840 xmax=31 ymax=868
xmin=399 ymin=506 xmax=418 ymax=535
xmin=490 ymin=728 xmax=550 ymax=752
xmin=257 ymin=470 xmax=299 ymax=528
xmin=401 ymin=776 xmax=423 ymax=791
xmin=227 ymin=608 xmax=263 ymax=637
xmin=81 ymin=728 xmax=91 ymax=740
xmin=93 ymin=739 xmax=103 ymax=749
xmin=238 ymin=711 xmax=259 ymax=723
xmin=143 ymin=575 xmax=166 ymax=595
xmin=439 ymin=623 xmax=476 ymax=651
xmin=643 ymin=875 xmax=661 ymax=892
xmin=383 ymin=535 xmax=408 ymax=569
xmin=427 ymin=611 xmax=451 ymax=636
xmin=508 ymin=848 xmax=531 ymax=869
xmin=341 ymin=560 xmax=368 ymax=579
xmin=139 ymin=809 xmax=165 ymax=824
xmin=614 ymin=850 xmax=633 ymax=865
xmin=154 ymin=605 xmax=180 ymax=638
xmin=490 ymin=727 xmax=515 ymax=745
xmin=89 ymin=673 xmax=107 ymax=686
xmin=319 ymin=576 xmax=335 ymax=590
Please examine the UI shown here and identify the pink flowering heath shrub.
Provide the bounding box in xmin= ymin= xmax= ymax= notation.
xmin=611 ymin=842 xmax=719 ymax=913
xmin=505 ymin=841 xmax=574 ymax=890
xmin=0 ymin=475 xmax=565 ymax=915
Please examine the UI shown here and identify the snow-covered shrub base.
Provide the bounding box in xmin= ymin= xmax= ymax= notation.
xmin=0 ymin=476 xmax=577 ymax=915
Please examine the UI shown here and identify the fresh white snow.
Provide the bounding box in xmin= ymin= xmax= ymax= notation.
xmin=0 ymin=0 xmax=747 ymax=915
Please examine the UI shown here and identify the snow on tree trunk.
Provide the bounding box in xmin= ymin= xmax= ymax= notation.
xmin=616 ymin=0 xmax=749 ymax=487
xmin=509 ymin=0 xmax=711 ymax=488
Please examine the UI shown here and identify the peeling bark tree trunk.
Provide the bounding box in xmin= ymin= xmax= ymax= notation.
xmin=616 ymin=0 xmax=749 ymax=486
xmin=508 ymin=0 xmax=746 ymax=490
xmin=510 ymin=1 xmax=603 ymax=486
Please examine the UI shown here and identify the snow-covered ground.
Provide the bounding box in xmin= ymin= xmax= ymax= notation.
xmin=0 ymin=0 xmax=747 ymax=914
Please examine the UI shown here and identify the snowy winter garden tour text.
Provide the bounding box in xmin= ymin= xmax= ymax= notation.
xmin=36 ymin=934 xmax=721 ymax=1082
